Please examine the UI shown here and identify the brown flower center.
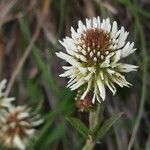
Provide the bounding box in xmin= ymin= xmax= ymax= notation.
xmin=6 ymin=111 xmax=31 ymax=138
xmin=76 ymin=28 xmax=114 ymax=66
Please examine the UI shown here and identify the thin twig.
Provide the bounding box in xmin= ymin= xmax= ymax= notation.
xmin=0 ymin=0 xmax=36 ymax=29
xmin=127 ymin=1 xmax=147 ymax=150
xmin=0 ymin=12 xmax=26 ymax=25
xmin=0 ymin=0 xmax=18 ymax=18
xmin=5 ymin=23 xmax=41 ymax=96
xmin=127 ymin=38 xmax=147 ymax=150
xmin=5 ymin=0 xmax=51 ymax=97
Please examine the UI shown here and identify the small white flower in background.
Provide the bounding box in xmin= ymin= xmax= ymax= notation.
xmin=0 ymin=105 xmax=43 ymax=150
xmin=56 ymin=16 xmax=138 ymax=103
xmin=0 ymin=79 xmax=15 ymax=109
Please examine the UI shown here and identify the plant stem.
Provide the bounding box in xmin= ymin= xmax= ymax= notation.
xmin=82 ymin=139 xmax=95 ymax=150
xmin=83 ymin=103 xmax=104 ymax=150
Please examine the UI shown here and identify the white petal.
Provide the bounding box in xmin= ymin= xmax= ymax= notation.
xmin=99 ymin=71 xmax=104 ymax=80
xmin=88 ymin=67 xmax=96 ymax=73
xmin=77 ymin=20 xmax=85 ymax=33
xmin=92 ymin=93 xmax=96 ymax=104
xmin=67 ymin=73 xmax=81 ymax=86
xmin=105 ymin=79 xmax=116 ymax=95
xmin=20 ymin=121 xmax=30 ymax=126
xmin=92 ymin=85 xmax=97 ymax=104
xmin=111 ymin=21 xmax=118 ymax=38
xmin=121 ymin=42 xmax=136 ymax=58
xmin=68 ymin=74 xmax=78 ymax=84
xmin=93 ymin=85 xmax=101 ymax=103
xmin=62 ymin=66 xmax=73 ymax=70
xmin=5 ymin=97 xmax=15 ymax=102
xmin=105 ymin=18 xmax=111 ymax=32
xmin=18 ymin=112 xmax=29 ymax=120
xmin=112 ymin=74 xmax=131 ymax=87
xmin=56 ymin=52 xmax=81 ymax=67
xmin=16 ymin=106 xmax=25 ymax=112
xmin=96 ymin=93 xmax=101 ymax=103
xmin=78 ymin=67 xmax=87 ymax=74
xmin=86 ymin=18 xmax=92 ymax=29
xmin=79 ymin=55 xmax=87 ymax=62
xmin=100 ymin=56 xmax=111 ymax=67
xmin=100 ymin=19 xmax=106 ymax=31
xmin=67 ymin=77 xmax=78 ymax=87
xmin=97 ymin=78 xmax=106 ymax=101
xmin=81 ymin=79 xmax=92 ymax=100
xmin=13 ymin=135 xmax=25 ymax=150
xmin=0 ymin=79 xmax=7 ymax=93
xmin=117 ymin=27 xmax=129 ymax=48
xmin=97 ymin=16 xmax=101 ymax=28
xmin=84 ymin=72 xmax=93 ymax=81
xmin=121 ymin=42 xmax=130 ymax=57
xmin=107 ymin=68 xmax=115 ymax=75
xmin=113 ymin=30 xmax=121 ymax=41
xmin=117 ymin=63 xmax=138 ymax=72
xmin=59 ymin=68 xmax=77 ymax=77
xmin=71 ymin=26 xmax=79 ymax=39
xmin=113 ymin=50 xmax=121 ymax=63
xmin=70 ymin=79 xmax=85 ymax=90
xmin=32 ymin=119 xmax=43 ymax=126
xmin=60 ymin=38 xmax=77 ymax=55
xmin=0 ymin=101 xmax=10 ymax=108
xmin=25 ymin=129 xmax=35 ymax=136
xmin=93 ymin=17 xmax=98 ymax=28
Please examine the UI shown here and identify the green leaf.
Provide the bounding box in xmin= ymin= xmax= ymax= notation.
xmin=95 ymin=112 xmax=124 ymax=141
xmin=34 ymin=93 xmax=74 ymax=146
xmin=19 ymin=18 xmax=60 ymax=96
xmin=45 ymin=122 xmax=65 ymax=147
xmin=66 ymin=117 xmax=89 ymax=138
xmin=35 ymin=122 xmax=65 ymax=150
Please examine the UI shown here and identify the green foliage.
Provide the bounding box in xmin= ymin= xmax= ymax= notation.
xmin=18 ymin=16 xmax=77 ymax=150
xmin=26 ymin=78 xmax=43 ymax=105
xmin=94 ymin=112 xmax=124 ymax=141
xmin=32 ymin=89 xmax=75 ymax=149
xmin=19 ymin=18 xmax=59 ymax=95
xmin=66 ymin=117 xmax=89 ymax=138
xmin=67 ymin=112 xmax=124 ymax=144
xmin=0 ymin=0 xmax=148 ymax=149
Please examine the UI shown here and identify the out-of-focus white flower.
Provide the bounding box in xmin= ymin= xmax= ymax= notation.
xmin=0 ymin=106 xmax=43 ymax=149
xmin=0 ymin=79 xmax=15 ymax=109
xmin=56 ymin=17 xmax=138 ymax=103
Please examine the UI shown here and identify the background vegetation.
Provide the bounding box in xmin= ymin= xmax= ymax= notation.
xmin=0 ymin=0 xmax=149 ymax=149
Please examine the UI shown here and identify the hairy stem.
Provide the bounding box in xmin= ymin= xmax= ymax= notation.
xmin=83 ymin=103 xmax=104 ymax=150
xmin=82 ymin=139 xmax=95 ymax=150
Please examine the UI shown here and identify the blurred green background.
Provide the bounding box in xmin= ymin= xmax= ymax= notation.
xmin=0 ymin=0 xmax=149 ymax=149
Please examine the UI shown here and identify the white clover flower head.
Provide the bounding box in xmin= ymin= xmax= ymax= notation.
xmin=0 ymin=79 xmax=15 ymax=109
xmin=56 ymin=17 xmax=138 ymax=104
xmin=0 ymin=105 xmax=43 ymax=150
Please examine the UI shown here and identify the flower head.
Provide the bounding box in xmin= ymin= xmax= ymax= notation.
xmin=0 ymin=106 xmax=43 ymax=149
xmin=56 ymin=17 xmax=138 ymax=103
xmin=0 ymin=79 xmax=15 ymax=109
